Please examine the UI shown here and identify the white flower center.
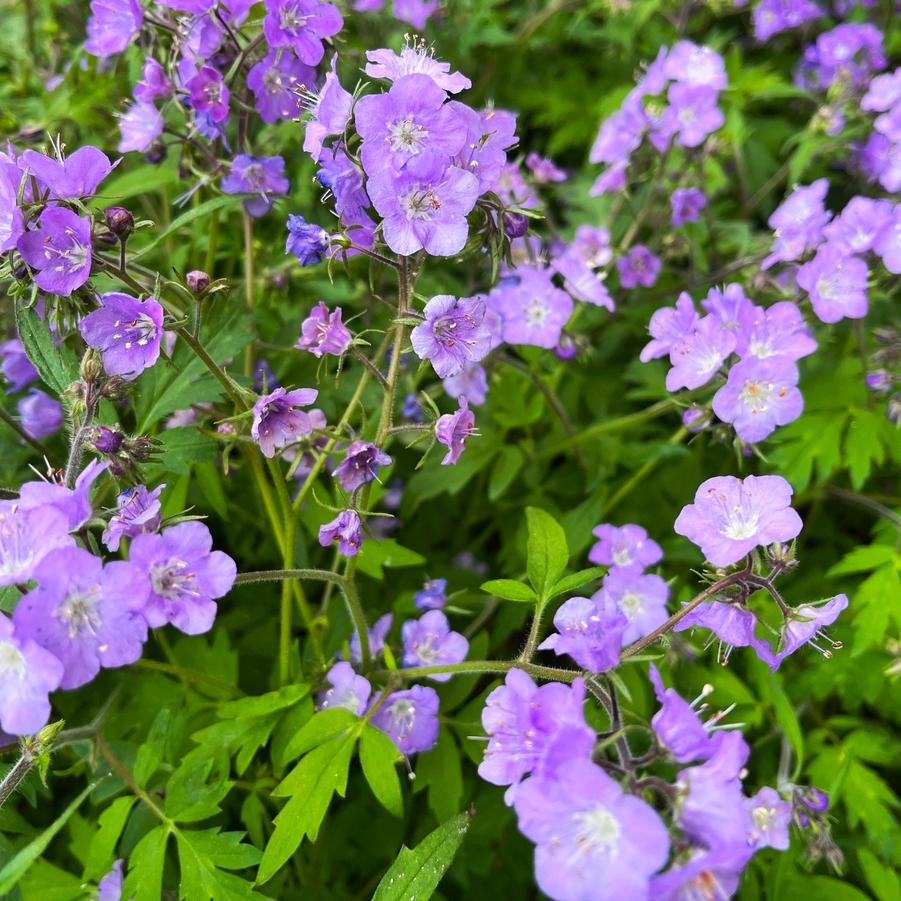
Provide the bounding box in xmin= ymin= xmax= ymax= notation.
xmin=388 ymin=115 xmax=429 ymax=154
xmin=57 ymin=588 xmax=102 ymax=638
xmin=572 ymin=804 xmax=621 ymax=856
xmin=739 ymin=379 xmax=776 ymax=414
xmin=401 ymin=185 xmax=441 ymax=220
xmin=618 ymin=591 xmax=644 ymax=621
xmin=0 ymin=640 xmax=26 ymax=679
xmin=151 ymin=559 xmax=198 ymax=601
xmin=525 ymin=298 xmax=549 ymax=327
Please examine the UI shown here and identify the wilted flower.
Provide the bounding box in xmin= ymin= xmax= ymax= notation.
xmin=251 ymin=387 xmax=319 ymax=458
xmin=435 ymin=396 xmax=476 ymax=465
xmin=319 ymin=509 xmax=363 ymax=556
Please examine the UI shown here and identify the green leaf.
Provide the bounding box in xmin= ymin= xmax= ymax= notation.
xmin=488 ymin=446 xmax=524 ymax=500
xmin=165 ymin=747 xmax=233 ymax=823
xmin=415 ymin=731 xmax=463 ymax=824
xmin=359 ymin=724 xmax=404 ymax=817
xmin=0 ymin=780 xmax=98 ymax=894
xmin=525 ymin=507 xmax=569 ymax=602
xmin=479 ymin=579 xmax=536 ymax=603
xmin=828 ymin=545 xmax=897 ymax=576
xmin=371 ymin=812 xmax=471 ymax=901
xmin=549 ymin=566 xmax=607 ymax=598
xmin=858 ymin=848 xmax=901 ymax=901
xmin=844 ymin=409 xmax=885 ymax=489
xmin=257 ymin=734 xmax=356 ymax=884
xmin=281 ymin=706 xmax=358 ymax=762
xmin=15 ymin=306 xmax=78 ymax=398
xmin=176 ymin=829 xmax=263 ymax=901
xmin=218 ymin=684 xmax=310 ymax=720
xmin=354 ymin=539 xmax=426 ymax=580
xmin=852 ymin=565 xmax=901 ymax=653
xmin=134 ymin=708 xmax=173 ymax=789
xmin=131 ymin=195 xmax=241 ymax=260
xmin=83 ymin=796 xmax=136 ymax=881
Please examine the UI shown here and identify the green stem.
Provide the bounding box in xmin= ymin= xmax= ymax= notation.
xmin=242 ymin=210 xmax=255 ymax=378
xmin=519 ymin=603 xmax=546 ymax=662
xmin=380 ymin=659 xmax=580 ymax=682
xmin=235 ymin=568 xmax=346 ymax=586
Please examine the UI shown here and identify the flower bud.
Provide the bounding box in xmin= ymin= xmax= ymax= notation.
xmin=105 ymin=206 xmax=134 ymax=239
xmin=554 ymin=334 xmax=577 ymax=361
xmin=93 ymin=426 xmax=124 ymax=454
xmin=145 ymin=143 xmax=167 ymax=165
xmin=79 ymin=349 xmax=104 ymax=384
xmin=888 ymin=393 xmax=901 ymax=427
xmin=186 ymin=270 xmax=211 ymax=294
xmin=503 ymin=212 xmax=529 ymax=239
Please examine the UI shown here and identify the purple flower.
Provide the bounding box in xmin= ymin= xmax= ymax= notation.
xmin=796 ymin=244 xmax=869 ymax=323
xmin=733 ymin=301 xmax=817 ymax=362
xmin=513 ymin=758 xmax=670 ymax=901
xmin=435 ymin=396 xmax=476 ymax=465
xmin=663 ymin=83 xmax=724 ymax=148
xmin=0 ymin=339 xmax=38 ymax=392
xmin=674 ymin=474 xmax=803 ymax=568
xmin=20 ymin=146 xmax=114 ymax=199
xmin=262 ymin=0 xmax=343 ymax=66
xmin=803 ymin=24 xmax=885 ymax=91
xmin=550 ymin=227 xmax=614 ymax=309
xmin=712 ymin=356 xmax=803 ymax=443
xmin=126 ymin=521 xmax=236 ymax=634
xmin=651 ymin=846 xmax=750 ymax=900
xmin=479 ymin=671 xmax=595 ymax=796
xmin=80 ymin=292 xmax=165 ymax=381
xmin=702 ymin=284 xmax=759 ymax=333
xmin=317 ymin=661 xmax=371 ymax=714
xmin=665 ymin=41 xmax=728 ymax=90
xmin=319 ymin=509 xmax=363 ymax=556
xmin=18 ymin=388 xmax=63 ymax=439
xmin=17 ymin=206 xmax=92 ymax=296
xmin=671 ymin=187 xmax=707 ymax=226
xmin=526 ymin=152 xmax=567 ymax=182
xmin=18 ymin=459 xmax=108 ymax=532
xmin=489 ymin=267 xmax=574 ymax=349
xmin=333 ymin=441 xmax=391 ymax=492
xmin=401 ymin=610 xmax=468 ymax=681
xmin=295 ymin=301 xmax=351 ymax=356
xmin=414 ymin=578 xmax=448 ymax=610
xmin=286 ymin=215 xmax=330 ymax=266
xmin=874 ymin=207 xmax=901 ymax=273
xmin=595 ymin=569 xmax=669 ymax=646
xmin=411 ymin=294 xmax=492 ymax=379
xmin=118 ymin=102 xmax=164 ymax=154
xmin=84 ymin=0 xmax=143 ymax=57
xmin=588 ymin=523 xmax=663 ymax=572
xmin=538 ymin=594 xmax=627 ymax=672
xmin=221 ymin=155 xmax=290 ymax=217
xmin=862 ymin=68 xmax=901 ymax=112
xmin=823 ymin=196 xmax=894 ymax=254
xmin=248 ymin=50 xmax=315 ymax=125
xmin=616 ymin=244 xmax=661 ymax=288
xmin=96 ymin=860 xmax=125 ymax=901
xmin=0 ymin=168 xmax=24 ymax=253
xmin=392 ymin=0 xmax=439 ymax=29
xmin=102 ymin=484 xmax=164 ymax=551
xmin=364 ymin=45 xmax=471 ymax=94
xmin=302 ymin=56 xmax=353 ymax=162
xmin=666 ymin=315 xmax=736 ymax=392
xmin=754 ymin=594 xmax=848 ymax=671
xmin=455 ymin=108 xmax=519 ymax=195
xmin=366 ymin=151 xmax=479 ymax=257
xmin=640 ymin=292 xmax=700 ymax=362
xmin=673 ymin=599 xmax=761 ymax=662
xmin=0 ymin=612 xmax=63 ymax=736
xmin=753 ymin=0 xmax=823 ymax=42
xmin=349 ymin=612 xmax=392 ymax=663
xmin=251 ymin=387 xmax=318 ymax=458
xmin=369 ymin=685 xmax=439 ymax=755
xmin=13 ymin=548 xmax=147 ymax=689
xmin=762 ymin=179 xmax=831 ymax=269
xmin=443 ymin=361 xmax=488 ymax=407
xmin=648 ymin=665 xmax=718 ymax=763
xmin=746 ymin=787 xmax=792 ymax=851
xmin=134 ymin=58 xmax=172 ymax=102
xmin=186 ymin=66 xmax=230 ymax=123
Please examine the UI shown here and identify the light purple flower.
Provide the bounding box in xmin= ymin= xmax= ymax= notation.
xmin=296 ymin=301 xmax=351 ymax=356
xmin=526 ymin=152 xmax=567 ymax=182
xmin=118 ymin=102 xmax=164 ymax=154
xmin=252 ymin=387 xmax=318 ymax=458
xmin=262 ymin=0 xmax=343 ymax=66
xmin=712 ymin=356 xmax=803 ymax=443
xmin=753 ymin=0 xmax=823 ymax=42
xmin=671 ymin=187 xmax=708 ymax=226
xmin=650 ymin=846 xmax=750 ymax=900
xmin=392 ymin=0 xmax=439 ymax=29
xmin=0 ymin=611 xmax=63 ymax=736
xmin=17 ymin=206 xmax=92 ymax=296
xmin=551 ymin=227 xmax=614 ymax=309
xmin=588 ymin=523 xmax=663 ymax=572
xmin=617 ymin=244 xmax=661 ymax=288
xmin=333 ymin=441 xmax=391 ymax=492
xmin=96 ymin=860 xmax=125 ymax=901
xmin=662 ymin=83 xmax=724 ymax=148
xmin=17 ymin=460 xmax=108 ymax=534
xmin=666 ymin=315 xmax=736 ymax=392
xmin=367 ymin=151 xmax=479 ymax=257
xmin=665 ymin=41 xmax=727 ymax=89
xmin=134 ymin=58 xmax=172 ymax=102
xmin=640 ymin=292 xmax=700 ymax=362
xmin=443 ymin=361 xmax=488 ymax=407
xmin=702 ymin=283 xmax=760 ymax=332
xmin=754 ymin=594 xmax=848 ymax=671
xmin=513 ymin=758 xmax=670 ymax=901
xmin=401 ymin=610 xmax=468 ymax=681
xmin=411 ymin=294 xmax=491 ymax=379
xmin=414 ymin=578 xmax=448 ymax=610
xmin=369 ymin=685 xmax=439 ymax=755
xmin=317 ymin=661 xmax=371 ymax=714
xmin=538 ymin=594 xmax=627 ymax=672
xmin=248 ymin=50 xmax=316 ymax=124
xmin=435 ymin=396 xmax=476 ymax=465
xmin=18 ymin=388 xmax=63 ymax=439
xmin=762 ymin=179 xmax=831 ymax=269
xmin=454 ymin=108 xmax=519 ymax=195
xmin=221 ymin=155 xmax=290 ymax=217
xmin=674 ymin=474 xmax=803 ymax=567
xmin=874 ymin=206 xmax=901 ymax=273
xmin=102 ymin=484 xmax=164 ymax=551
xmin=802 ymin=23 xmax=885 ymax=91
xmin=80 ymin=292 xmax=165 ymax=381
xmin=823 ymin=196 xmax=893 ymax=254
xmin=186 ymin=66 xmax=230 ymax=123
xmin=13 ymin=547 xmax=147 ymax=689
xmin=364 ymin=45 xmax=471 ymax=94
xmin=126 ymin=521 xmax=236 ymax=634
xmin=479 ymin=670 xmax=595 ymax=795
xmin=301 ymin=56 xmax=353 ymax=162
xmin=796 ymin=244 xmax=869 ymax=323
xmin=0 ymin=339 xmax=38 ymax=392
xmin=595 ymin=569 xmax=669 ymax=646
xmin=319 ymin=509 xmax=363 ymax=556
xmin=286 ymin=216 xmax=330 ymax=266
xmin=19 ymin=147 xmax=114 ymax=199
xmin=349 ymin=612 xmax=392 ymax=663
xmin=0 ymin=168 xmax=24 ymax=253
xmin=490 ymin=267 xmax=573 ymax=349
xmin=673 ymin=599 xmax=761 ymax=662
xmin=85 ymin=0 xmax=143 ymax=57
xmin=746 ymin=787 xmax=792 ymax=851
xmin=648 ymin=664 xmax=718 ymax=763
xmin=862 ymin=68 xmax=901 ymax=112
xmin=733 ymin=301 xmax=817 ymax=362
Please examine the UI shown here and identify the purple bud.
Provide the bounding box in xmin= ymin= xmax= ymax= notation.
xmin=93 ymin=426 xmax=124 ymax=454
xmin=503 ymin=212 xmax=529 ymax=238
xmin=186 ymin=270 xmax=211 ymax=294
xmin=105 ymin=206 xmax=134 ymax=238
xmin=802 ymin=787 xmax=830 ymax=813
xmin=865 ymin=369 xmax=893 ymax=394
xmin=554 ymin=333 xmax=578 ymax=361
xmin=682 ymin=406 xmax=709 ymax=432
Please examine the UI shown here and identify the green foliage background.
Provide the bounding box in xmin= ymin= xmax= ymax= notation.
xmin=0 ymin=0 xmax=899 ymax=899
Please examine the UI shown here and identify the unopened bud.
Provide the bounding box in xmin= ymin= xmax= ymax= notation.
xmin=93 ymin=425 xmax=124 ymax=454
xmin=503 ymin=211 xmax=529 ymax=239
xmin=145 ymin=143 xmax=167 ymax=165
xmin=186 ymin=269 xmax=211 ymax=294
xmin=555 ymin=334 xmax=577 ymax=361
xmin=79 ymin=349 xmax=104 ymax=383
xmin=105 ymin=206 xmax=134 ymax=239
xmin=217 ymin=421 xmax=236 ymax=436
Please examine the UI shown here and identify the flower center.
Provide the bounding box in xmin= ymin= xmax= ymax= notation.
xmin=739 ymin=379 xmax=775 ymax=413
xmin=389 ymin=699 xmax=416 ymax=733
xmin=611 ymin=545 xmax=633 ymax=567
xmin=278 ymin=3 xmax=309 ymax=34
xmin=525 ymin=298 xmax=549 ymax=327
xmin=618 ymin=591 xmax=644 ymax=620
xmin=0 ymin=640 xmax=26 ymax=679
xmin=57 ymin=588 xmax=102 ymax=638
xmin=151 ymin=559 xmax=198 ymax=600
xmin=401 ymin=185 xmax=441 ymax=220
xmin=388 ymin=115 xmax=429 ymax=154
xmin=572 ymin=804 xmax=621 ymax=856
xmin=45 ymin=229 xmax=88 ymax=273
xmin=111 ymin=312 xmax=158 ymax=351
